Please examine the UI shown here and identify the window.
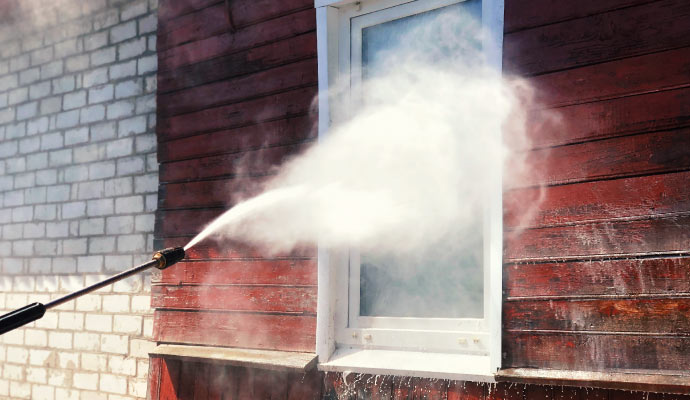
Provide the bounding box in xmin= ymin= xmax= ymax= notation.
xmin=315 ymin=0 xmax=504 ymax=380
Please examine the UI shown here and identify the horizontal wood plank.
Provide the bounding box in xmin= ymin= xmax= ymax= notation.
xmin=525 ymin=87 xmax=690 ymax=150
xmin=158 ymin=87 xmax=317 ymax=141
xmin=514 ymin=128 xmax=690 ymax=188
xmin=504 ymin=257 xmax=690 ymax=298
xmin=156 ymin=259 xmax=317 ymax=286
xmin=503 ymin=333 xmax=690 ymax=371
xmin=154 ymin=310 xmax=316 ymax=352
xmin=505 ymin=214 xmax=690 ymax=261
xmin=158 ymin=0 xmax=219 ymax=23
xmin=159 ymin=33 xmax=316 ymax=94
xmin=504 ymin=0 xmax=654 ymax=33
xmin=504 ymin=0 xmax=690 ymax=76
xmin=154 ymin=237 xmax=316 ymax=260
xmin=157 ymin=116 xmax=316 ymax=163
xmin=158 ymin=58 xmax=317 ymax=117
xmin=159 ymin=177 xmax=267 ymax=210
xmin=505 ymin=298 xmax=690 ymax=333
xmin=151 ymin=284 xmax=317 ymax=313
xmin=504 ymin=171 xmax=690 ymax=228
xmin=159 ymin=8 xmax=316 ymax=72
xmin=529 ymin=46 xmax=690 ymax=108
xmin=159 ymin=142 xmax=312 ymax=183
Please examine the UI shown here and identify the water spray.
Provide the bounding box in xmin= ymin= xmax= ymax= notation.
xmin=0 ymin=247 xmax=186 ymax=335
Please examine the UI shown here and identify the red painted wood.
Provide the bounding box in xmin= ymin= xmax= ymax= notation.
xmin=525 ymin=87 xmax=690 ymax=149
xmin=159 ymin=0 xmax=313 ymax=50
xmin=514 ymin=128 xmax=690 ymax=188
xmin=505 ymin=257 xmax=690 ymax=298
xmin=286 ymin=371 xmax=322 ymax=400
xmin=523 ymin=385 xmax=550 ymax=400
xmin=504 ymin=0 xmax=655 ymax=33
xmin=159 ymin=8 xmax=316 ymax=72
xmin=505 ymin=214 xmax=690 ymax=261
xmin=158 ymin=87 xmax=317 ymax=141
xmin=505 ymin=298 xmax=690 ymax=333
xmin=151 ymin=284 xmax=317 ymax=313
xmin=159 ymin=358 xmax=182 ymax=400
xmin=448 ymin=381 xmax=484 ymax=400
xmin=504 ymin=0 xmax=690 ymax=75
xmin=191 ymin=362 xmax=209 ymax=400
xmin=158 ymin=32 xmax=317 ymax=93
xmin=156 ymin=259 xmax=317 ymax=286
xmin=486 ymin=383 xmax=526 ymax=400
xmin=159 ymin=58 xmax=318 ymax=117
xmin=529 ymin=46 xmax=690 ymax=108
xmin=156 ymin=208 xmax=223 ymax=237
xmin=177 ymin=361 xmax=197 ymax=399
xmin=149 ymin=356 xmax=163 ymax=400
xmin=156 ymin=236 xmax=316 ymax=259
xmin=503 ymin=333 xmax=690 ymax=371
xmin=157 ymin=115 xmax=316 ymax=163
xmin=159 ymin=142 xmax=313 ymax=183
xmin=158 ymin=0 xmax=219 ymax=23
xmin=504 ymin=171 xmax=690 ymax=229
xmin=154 ymin=310 xmax=316 ymax=352
xmin=159 ymin=177 xmax=268 ymax=210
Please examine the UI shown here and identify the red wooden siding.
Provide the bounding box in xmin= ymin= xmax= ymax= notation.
xmin=503 ymin=0 xmax=690 ymax=377
xmin=152 ymin=0 xmax=318 ymax=367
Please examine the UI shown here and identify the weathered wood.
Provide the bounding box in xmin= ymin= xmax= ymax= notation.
xmin=151 ymin=284 xmax=317 ymax=313
xmin=503 ymin=333 xmax=690 ymax=371
xmin=158 ymin=177 xmax=267 ymax=210
xmin=158 ymin=0 xmax=219 ymax=23
xmin=514 ymin=128 xmax=690 ymax=188
xmin=287 ymin=371 xmax=323 ymax=400
xmin=158 ymin=33 xmax=317 ymax=93
xmin=159 ymin=358 xmax=182 ymax=400
xmin=159 ymin=58 xmax=317 ymax=117
xmin=505 ymin=214 xmax=690 ymax=261
xmin=159 ymin=8 xmax=316 ymax=72
xmin=525 ymin=87 xmax=690 ymax=149
xmin=154 ymin=310 xmax=316 ymax=352
xmin=159 ymin=142 xmax=313 ymax=183
xmin=148 ymin=356 xmax=163 ymax=400
xmin=155 ymin=236 xmax=316 ymax=260
xmin=156 ymin=258 xmax=316 ymax=286
xmin=448 ymin=381 xmax=484 ymax=400
xmin=504 ymin=0 xmax=690 ymax=75
xmin=158 ymin=116 xmax=315 ymax=164
xmin=155 ymin=208 xmax=223 ymax=237
xmin=504 ymin=171 xmax=690 ymax=228
xmin=158 ymin=87 xmax=317 ymax=141
xmin=529 ymin=46 xmax=690 ymax=108
xmin=504 ymin=257 xmax=690 ymax=298
xmin=505 ymin=298 xmax=690 ymax=333
xmin=504 ymin=0 xmax=655 ymax=33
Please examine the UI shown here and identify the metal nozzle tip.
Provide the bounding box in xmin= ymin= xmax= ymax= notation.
xmin=153 ymin=247 xmax=185 ymax=270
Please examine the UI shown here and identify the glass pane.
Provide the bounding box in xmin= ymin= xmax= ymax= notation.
xmin=358 ymin=1 xmax=484 ymax=319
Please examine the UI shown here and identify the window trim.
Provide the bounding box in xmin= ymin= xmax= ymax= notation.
xmin=314 ymin=0 xmax=504 ymax=380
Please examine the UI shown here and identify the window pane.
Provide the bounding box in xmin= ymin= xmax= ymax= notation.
xmin=358 ymin=1 xmax=484 ymax=319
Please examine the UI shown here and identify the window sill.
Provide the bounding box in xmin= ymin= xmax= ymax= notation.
xmin=319 ymin=347 xmax=496 ymax=382
xmin=150 ymin=344 xmax=317 ymax=372
xmin=496 ymin=368 xmax=690 ymax=395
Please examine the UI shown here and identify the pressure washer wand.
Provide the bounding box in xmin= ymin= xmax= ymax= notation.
xmin=0 ymin=247 xmax=185 ymax=335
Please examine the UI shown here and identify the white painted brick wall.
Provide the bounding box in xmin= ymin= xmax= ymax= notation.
xmin=0 ymin=1 xmax=158 ymax=398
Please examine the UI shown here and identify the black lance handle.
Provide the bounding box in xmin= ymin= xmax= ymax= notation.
xmin=0 ymin=247 xmax=185 ymax=335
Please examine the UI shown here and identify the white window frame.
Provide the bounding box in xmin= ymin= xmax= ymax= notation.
xmin=314 ymin=0 xmax=504 ymax=381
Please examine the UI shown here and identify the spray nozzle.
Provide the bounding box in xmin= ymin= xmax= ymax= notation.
xmin=152 ymin=247 xmax=186 ymax=270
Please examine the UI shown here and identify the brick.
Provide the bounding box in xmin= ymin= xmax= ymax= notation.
xmin=17 ymin=101 xmax=38 ymax=120
xmin=113 ymin=315 xmax=142 ymax=335
xmin=32 ymin=385 xmax=54 ymax=400
xmin=115 ymin=78 xmax=142 ymax=99
xmin=36 ymin=275 xmax=59 ymax=292
xmin=81 ymin=353 xmax=107 ymax=372
xmin=27 ymin=117 xmax=49 ymax=134
xmin=58 ymin=351 xmax=79 ymax=369
xmin=73 ymin=372 xmax=99 ymax=390
xmin=40 ymin=96 xmax=62 ymax=114
xmin=89 ymin=160 xmax=116 ymax=179
xmin=64 ymin=165 xmax=89 ymax=182
xmin=110 ymin=356 xmax=137 ymax=378
xmin=7 ymin=88 xmax=26 ymax=105
xmin=129 ymin=338 xmax=155 ymax=358
xmin=26 ymin=367 xmax=47 ymax=383
xmin=137 ymin=54 xmax=157 ymax=76
xmin=0 ymin=141 xmax=18 ymax=157
xmin=138 ymin=12 xmax=157 ymax=34
xmin=49 ymin=148 xmax=72 ymax=166
xmin=0 ymin=107 xmax=15 ymax=124
xmin=62 ymin=202 xmax=86 ymax=219
xmin=9 ymin=381 xmax=31 ymax=399
xmin=10 ymin=54 xmax=30 ymax=72
xmin=104 ymin=177 xmax=132 ymax=197
xmin=19 ymin=67 xmax=40 ymax=85
xmin=30 ymin=47 xmax=53 ymax=66
xmin=4 ymin=190 xmax=24 ymax=207
xmin=3 ymin=364 xmax=24 ymax=380
xmin=84 ymin=32 xmax=108 ymax=52
xmin=107 ymin=138 xmax=133 ymax=158
xmin=34 ymin=239 xmax=58 ymax=256
xmin=56 ymin=110 xmax=80 ymax=128
xmin=25 ymin=187 xmax=47 ymax=204
xmin=40 ymin=61 xmax=63 ymax=80
xmin=63 ymin=90 xmax=87 ymax=110
xmin=12 ymin=206 xmax=33 ymax=222
xmin=116 ymin=156 xmax=144 ymax=175
xmin=48 ymin=331 xmax=72 ymax=349
xmin=59 ymin=274 xmax=84 ymax=292
xmin=24 ymin=222 xmax=45 ymax=237
xmin=89 ymin=236 xmax=116 ymax=253
xmin=6 ymin=156 xmax=26 ymax=173
xmin=62 ymin=238 xmax=87 ymax=255
xmin=77 ymin=180 xmax=105 ymax=199
xmin=110 ymin=20 xmax=137 ymax=44
xmin=118 ymin=115 xmax=146 ymax=137
xmin=88 ymin=83 xmax=114 ymax=103
xmin=7 ymin=345 xmax=29 ymax=363
xmin=34 ymin=312 xmax=57 ymax=329
xmin=55 ymin=388 xmax=79 ymax=400
xmin=76 ymin=294 xmax=101 ymax=311
xmin=83 ymin=67 xmax=109 ymax=88
xmin=54 ymin=39 xmax=80 ymax=58
xmin=102 ymin=295 xmax=130 ymax=313
xmin=100 ymin=373 xmax=127 ymax=394
xmin=29 ymin=81 xmax=51 ymax=99
xmin=109 ymin=60 xmax=136 ymax=79
xmin=77 ymin=255 xmax=104 ymax=273
xmin=29 ymin=258 xmax=51 ymax=273
xmin=40 ymin=132 xmax=64 ymax=150
xmin=19 ymin=137 xmax=40 ymax=154
xmin=52 ymin=75 xmax=75 ymax=94
xmin=58 ymin=312 xmax=85 ymax=330
xmin=91 ymin=46 xmax=117 ymax=66
xmin=7 ymin=121 xmax=26 ymax=138
xmin=100 ymin=334 xmax=128 ymax=354
xmin=85 ymin=314 xmax=112 ymax=332
xmin=107 ymin=100 xmax=135 ymax=119
xmin=36 ymin=170 xmax=58 ymax=185
xmin=87 ymin=198 xmax=114 ymax=216
xmin=74 ymin=143 xmax=105 ymax=163
xmin=52 ymin=257 xmax=76 ymax=273
xmin=47 ymin=369 xmax=72 ymax=387
xmin=79 ymin=218 xmax=105 ymax=236
xmin=64 ymin=126 xmax=89 ymax=145
xmin=73 ymin=332 xmax=100 ymax=351
xmin=2 ymin=329 xmax=24 ymax=344
xmin=65 ymin=54 xmax=89 ymax=72
xmin=0 ymin=74 xmax=18 ymax=91
xmin=25 ymin=329 xmax=48 ymax=346
xmin=94 ymin=9 xmax=120 ymax=30
xmin=115 ymin=196 xmax=143 ymax=214
xmin=118 ymin=37 xmax=147 ymax=60
xmin=12 ymin=240 xmax=34 ymax=256
xmin=80 ymin=104 xmax=106 ymax=123
xmin=134 ymin=214 xmax=154 ymax=232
